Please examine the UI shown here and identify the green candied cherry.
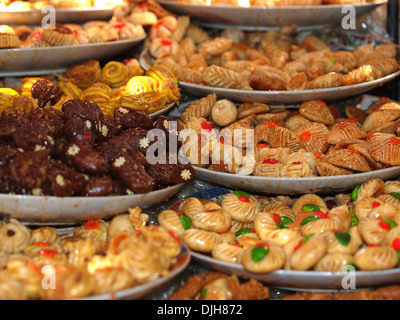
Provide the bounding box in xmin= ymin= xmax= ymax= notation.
xmin=234 ymin=190 xmax=250 ymax=203
xmin=390 ymin=192 xmax=400 ymax=200
xmin=176 ymin=211 xmax=192 ymax=230
xmin=300 ymin=215 xmax=321 ymax=226
xmin=235 ymin=228 xmax=256 ymax=237
xmin=272 ymin=213 xmax=293 ymax=229
xmin=301 ymin=204 xmax=320 ymax=212
xmin=350 ymin=184 xmax=360 ymax=201
xmin=251 ymin=242 xmax=270 ymax=262
xmin=348 ymin=212 xmax=359 ymax=227
xmin=332 ymin=229 xmax=351 ymax=246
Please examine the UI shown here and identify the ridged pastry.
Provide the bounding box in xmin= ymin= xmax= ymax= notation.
xmin=170 ymin=15 xmax=190 ymax=43
xmin=289 ymin=234 xmax=328 ymax=270
xmin=325 ymin=227 xmax=363 ymax=254
xmin=241 ymin=240 xmax=286 ymax=273
xmin=221 ymin=192 xmax=262 ymax=223
xmin=92 ymin=269 xmax=135 ymax=295
xmin=211 ymin=243 xmax=244 ymax=264
xmin=30 ymin=227 xmax=58 ymax=244
xmin=65 ymin=60 xmax=102 ymax=89
xmin=108 ymin=214 xmax=136 ymax=238
xmin=305 ymin=72 xmax=343 ymax=89
xmin=89 ymin=27 xmax=119 ymax=43
xmin=369 ymin=135 xmax=400 ymax=166
xmin=292 ymin=193 xmax=328 ymax=216
xmin=0 ymin=33 xmax=20 ymax=48
xmin=354 ymin=245 xmax=398 ymax=271
xmin=298 ymin=100 xmax=335 ymax=125
xmin=192 ymin=209 xmax=232 ymax=233
xmin=358 ymin=218 xmax=390 ymax=245
xmin=265 ymin=126 xmax=304 ymax=152
xmin=202 ymin=65 xmax=252 ymax=90
xmin=181 ymin=228 xmax=222 ymax=253
xmin=178 ymin=197 xmax=206 ymax=220
xmin=328 ymin=204 xmax=352 ymax=230
xmin=362 ymin=109 xmax=400 ymax=133
xmin=314 ymin=252 xmax=354 ymax=272
xmin=157 ymin=210 xmax=186 ymax=237
xmin=141 ymin=225 xmax=182 ymax=259
xmin=324 ymin=149 xmax=372 ymax=172
xmin=300 ymin=217 xmax=345 ymax=236
xmin=294 ymin=122 xmax=329 ymax=154
xmin=200 ymin=37 xmax=233 ymax=58
xmin=180 ymin=93 xmax=217 ymax=123
xmin=129 ymin=11 xmax=158 ymax=26
xmin=280 ymin=160 xmax=314 ymax=178
xmin=327 ymin=123 xmax=368 ymax=145
xmin=150 ymin=38 xmax=181 ymax=59
xmin=74 ymin=219 xmax=109 ymax=241
xmin=0 ymin=219 xmax=31 ymax=253
xmin=42 ymin=24 xmax=74 ymax=46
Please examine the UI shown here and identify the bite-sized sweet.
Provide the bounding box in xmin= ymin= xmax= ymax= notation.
xmin=31 ymin=79 xmax=63 ymax=108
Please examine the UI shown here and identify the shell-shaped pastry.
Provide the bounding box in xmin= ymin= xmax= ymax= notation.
xmin=262 ymin=203 xmax=296 ymax=221
xmin=347 ymin=143 xmax=386 ymax=170
xmin=369 ymin=136 xmax=400 ymax=166
xmin=285 ymin=114 xmax=311 ymax=132
xmin=315 ymin=160 xmax=353 ymax=176
xmin=314 ymin=253 xmax=354 ymax=272
xmin=202 ymin=65 xmax=252 ymax=90
xmin=0 ymin=219 xmax=31 ymax=253
xmin=265 ymin=126 xmax=304 ymax=152
xmin=362 ymin=109 xmax=400 ymax=132
xmin=294 ymin=122 xmax=329 ymax=154
xmin=354 ymin=197 xmax=385 ymax=220
xmin=241 ymin=240 xmax=286 ymax=273
xmin=221 ymin=193 xmax=262 ymax=223
xmin=181 ymin=228 xmax=222 ymax=253
xmin=292 ymin=194 xmax=328 ymax=216
xmin=326 ymin=123 xmax=367 ymax=145
xmin=290 ymin=234 xmax=328 ymax=270
xmin=324 ymin=149 xmax=372 ymax=172
xmin=368 ymin=120 xmax=400 ymax=135
xmin=354 ymin=245 xmax=398 ymax=271
xmin=180 ymin=93 xmax=217 ymax=123
xmin=300 ymin=218 xmax=345 ymax=236
xmin=298 ymin=100 xmax=335 ymax=125
xmin=192 ymin=209 xmax=232 ymax=233
xmin=199 ymin=199 xmax=222 ymax=211
xmin=178 ymin=197 xmax=206 ymax=220
xmin=325 ymin=227 xmax=363 ymax=255
xmin=157 ymin=210 xmax=186 ymax=237
xmin=358 ymin=218 xmax=389 ymax=245
xmin=30 ymin=227 xmax=58 ymax=244
xmin=141 ymin=225 xmax=182 ymax=259
xmin=211 ymin=243 xmax=244 ymax=264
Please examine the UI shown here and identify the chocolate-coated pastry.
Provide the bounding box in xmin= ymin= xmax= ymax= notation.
xmin=111 ymin=178 xmax=129 ymax=196
xmin=48 ymin=161 xmax=87 ymax=197
xmin=99 ymin=117 xmax=123 ymax=139
xmin=153 ymin=116 xmax=181 ymax=150
xmin=96 ymin=136 xmax=136 ymax=164
xmin=0 ymin=145 xmax=19 ymax=167
xmin=80 ymin=175 xmax=114 ymax=197
xmin=31 ymin=79 xmax=63 ymax=108
xmin=0 ymin=111 xmax=26 ymax=141
xmin=110 ymin=155 xmax=155 ymax=194
xmin=147 ymin=153 xmax=195 ymax=185
xmin=0 ymin=167 xmax=13 ymax=193
xmin=66 ymin=144 xmax=109 ymax=175
xmin=12 ymin=120 xmax=55 ymax=152
xmin=28 ymin=107 xmax=65 ymax=138
xmin=9 ymin=149 xmax=50 ymax=189
xmin=64 ymin=117 xmax=96 ymax=147
xmin=62 ymin=99 xmax=104 ymax=134
xmin=119 ymin=127 xmax=151 ymax=155
xmin=113 ymin=107 xmax=153 ymax=130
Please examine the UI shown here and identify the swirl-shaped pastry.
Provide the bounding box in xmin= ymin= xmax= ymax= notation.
xmin=354 ymin=245 xmax=398 ymax=271
xmin=125 ymin=76 xmax=158 ymax=95
xmin=289 ymin=234 xmax=328 ymax=270
xmin=292 ymin=194 xmax=328 ymax=216
xmin=314 ymin=252 xmax=354 ymax=272
xmin=241 ymin=240 xmax=286 ymax=273
xmin=0 ymin=218 xmax=31 ymax=253
xmin=181 ymin=228 xmax=222 ymax=253
xmin=101 ymin=61 xmax=129 ymax=88
xmin=221 ymin=192 xmax=262 ymax=223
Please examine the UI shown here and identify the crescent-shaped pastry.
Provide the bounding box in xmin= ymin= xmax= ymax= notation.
xmin=354 ymin=197 xmax=385 ymax=221
xmin=221 ymin=192 xmax=262 ymax=223
xmin=0 ymin=219 xmax=31 ymax=253
xmin=157 ymin=210 xmax=186 ymax=237
xmin=192 ymin=209 xmax=232 ymax=233
xmin=290 ymin=234 xmax=328 ymax=270
xmin=262 ymin=203 xmax=296 ymax=221
xmin=241 ymin=240 xmax=286 ymax=273
xmin=376 ymin=194 xmax=400 ymax=210
xmin=181 ymin=228 xmax=222 ymax=253
xmin=384 ymin=180 xmax=400 ymax=194
xmin=211 ymin=243 xmax=244 ymax=264
xmin=367 ymin=203 xmax=398 ymax=220
xmin=314 ymin=253 xmax=354 ymax=272
xmin=300 ymin=217 xmax=345 ymax=236
xmin=329 ymin=204 xmax=352 ymax=230
xmin=178 ymin=197 xmax=206 ymax=220
xmin=292 ymin=194 xmax=328 ymax=216
xmin=358 ymin=218 xmax=390 ymax=245
xmin=354 ymin=245 xmax=398 ymax=271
